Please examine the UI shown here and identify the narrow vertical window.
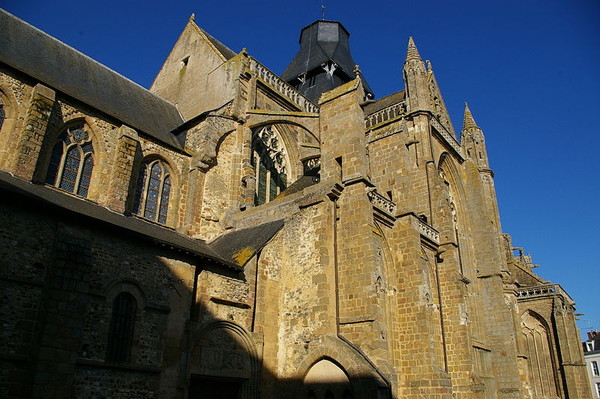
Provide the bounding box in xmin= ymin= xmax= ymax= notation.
xmin=106 ymin=292 xmax=136 ymax=363
xmin=45 ymin=124 xmax=94 ymax=197
xmin=133 ymin=159 xmax=172 ymax=224
xmin=593 ymin=360 xmax=599 ymax=376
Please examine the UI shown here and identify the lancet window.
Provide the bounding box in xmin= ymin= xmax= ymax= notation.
xmin=133 ymin=159 xmax=172 ymax=224
xmin=45 ymin=123 xmax=95 ymax=197
xmin=251 ymin=126 xmax=289 ymax=206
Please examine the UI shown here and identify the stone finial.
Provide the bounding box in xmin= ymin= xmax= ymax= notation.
xmin=462 ymin=102 xmax=479 ymax=130
xmin=189 ymin=13 xmax=195 ymax=22
xmin=406 ymin=37 xmax=422 ymax=61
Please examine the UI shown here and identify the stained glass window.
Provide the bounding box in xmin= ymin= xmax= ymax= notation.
xmin=106 ymin=292 xmax=136 ymax=363
xmin=251 ymin=126 xmax=288 ymax=206
xmin=133 ymin=159 xmax=171 ymax=224
xmin=45 ymin=124 xmax=94 ymax=197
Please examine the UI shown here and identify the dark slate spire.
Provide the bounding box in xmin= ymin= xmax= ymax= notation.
xmin=281 ymin=20 xmax=374 ymax=103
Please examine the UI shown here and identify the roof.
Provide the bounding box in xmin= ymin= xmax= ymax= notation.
xmin=0 ymin=9 xmax=185 ymax=150
xmin=362 ymin=91 xmax=406 ymax=116
xmin=0 ymin=171 xmax=282 ymax=269
xmin=201 ymin=28 xmax=237 ymax=60
xmin=281 ymin=20 xmax=373 ymax=100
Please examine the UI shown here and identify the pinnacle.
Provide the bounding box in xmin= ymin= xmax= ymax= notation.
xmin=406 ymin=37 xmax=422 ymax=61
xmin=462 ymin=102 xmax=479 ymax=130
xmin=406 ymin=37 xmax=422 ymax=60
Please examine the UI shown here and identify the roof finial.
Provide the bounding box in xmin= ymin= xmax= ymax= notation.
xmin=463 ymin=102 xmax=479 ymax=130
xmin=406 ymin=37 xmax=422 ymax=61
xmin=321 ymin=5 xmax=326 ymax=20
xmin=189 ymin=13 xmax=195 ymax=22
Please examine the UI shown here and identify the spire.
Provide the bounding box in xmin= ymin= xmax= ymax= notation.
xmin=462 ymin=102 xmax=479 ymax=130
xmin=406 ymin=37 xmax=422 ymax=61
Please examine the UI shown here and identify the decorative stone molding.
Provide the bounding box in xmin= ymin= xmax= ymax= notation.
xmin=367 ymin=189 xmax=397 ymax=227
xmin=365 ymin=101 xmax=407 ymax=129
xmin=418 ymin=218 xmax=440 ymax=244
xmin=248 ymin=57 xmax=318 ymax=113
xmin=254 ymin=125 xmax=288 ymax=176
xmin=515 ymin=284 xmax=574 ymax=305
xmin=430 ymin=117 xmax=464 ymax=159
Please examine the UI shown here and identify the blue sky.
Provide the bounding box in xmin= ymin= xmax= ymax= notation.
xmin=3 ymin=0 xmax=599 ymax=337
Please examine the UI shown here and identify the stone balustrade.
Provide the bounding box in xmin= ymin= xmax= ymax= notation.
xmin=248 ymin=58 xmax=319 ymax=114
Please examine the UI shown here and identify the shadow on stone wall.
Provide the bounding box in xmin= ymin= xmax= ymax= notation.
xmin=0 ymin=180 xmax=390 ymax=398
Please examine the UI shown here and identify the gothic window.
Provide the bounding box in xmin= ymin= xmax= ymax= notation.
xmin=133 ymin=159 xmax=172 ymax=224
xmin=45 ymin=124 xmax=95 ymax=197
xmin=106 ymin=292 xmax=136 ymax=363
xmin=251 ymin=126 xmax=289 ymax=206
xmin=520 ymin=311 xmax=558 ymax=397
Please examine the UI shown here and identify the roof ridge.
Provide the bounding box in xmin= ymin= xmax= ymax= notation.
xmin=3 ymin=10 xmax=178 ymax=108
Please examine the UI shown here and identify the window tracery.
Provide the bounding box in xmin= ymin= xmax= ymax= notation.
xmin=251 ymin=126 xmax=289 ymax=205
xmin=45 ymin=124 xmax=94 ymax=197
xmin=133 ymin=159 xmax=172 ymax=224
xmin=521 ymin=311 xmax=558 ymax=397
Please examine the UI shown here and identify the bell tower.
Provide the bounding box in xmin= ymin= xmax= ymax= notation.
xmin=281 ymin=20 xmax=374 ymax=102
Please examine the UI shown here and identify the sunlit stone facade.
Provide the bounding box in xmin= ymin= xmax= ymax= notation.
xmin=0 ymin=9 xmax=591 ymax=398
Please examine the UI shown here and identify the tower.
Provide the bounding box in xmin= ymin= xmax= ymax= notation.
xmin=281 ymin=20 xmax=374 ymax=103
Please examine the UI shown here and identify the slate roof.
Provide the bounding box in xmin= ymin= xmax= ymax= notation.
xmin=0 ymin=9 xmax=185 ymax=149
xmin=201 ymin=28 xmax=237 ymax=60
xmin=281 ymin=20 xmax=374 ymax=100
xmin=0 ymin=171 xmax=283 ymax=269
xmin=362 ymin=91 xmax=406 ymax=116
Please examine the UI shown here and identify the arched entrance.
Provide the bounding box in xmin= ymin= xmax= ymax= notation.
xmin=304 ymin=359 xmax=354 ymax=399
xmin=188 ymin=322 xmax=259 ymax=399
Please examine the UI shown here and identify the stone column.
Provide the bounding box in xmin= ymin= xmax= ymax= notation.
xmin=12 ymin=83 xmax=55 ymax=180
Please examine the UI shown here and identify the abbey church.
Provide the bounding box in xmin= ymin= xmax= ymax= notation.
xmin=0 ymin=9 xmax=592 ymax=398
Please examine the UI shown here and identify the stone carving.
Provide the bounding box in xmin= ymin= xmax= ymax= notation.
xmin=418 ymin=218 xmax=440 ymax=244
xmin=367 ymin=189 xmax=397 ymax=215
xmin=255 ymin=125 xmax=288 ymax=176
xmin=365 ymin=101 xmax=407 ymax=129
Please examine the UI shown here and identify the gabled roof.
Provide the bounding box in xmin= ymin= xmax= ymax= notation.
xmin=0 ymin=9 xmax=185 ymax=149
xmin=0 ymin=171 xmax=284 ymax=270
xmin=200 ymin=27 xmax=237 ymax=60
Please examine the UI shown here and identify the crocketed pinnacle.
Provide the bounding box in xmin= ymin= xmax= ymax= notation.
xmin=462 ymin=102 xmax=479 ymax=130
xmin=406 ymin=37 xmax=422 ymax=61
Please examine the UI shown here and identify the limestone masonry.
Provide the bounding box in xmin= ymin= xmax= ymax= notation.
xmin=0 ymin=9 xmax=591 ymax=399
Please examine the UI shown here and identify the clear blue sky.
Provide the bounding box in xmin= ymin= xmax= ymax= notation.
xmin=3 ymin=0 xmax=599 ymax=337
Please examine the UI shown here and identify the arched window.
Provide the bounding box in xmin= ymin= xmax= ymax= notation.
xmin=521 ymin=311 xmax=559 ymax=397
xmin=251 ymin=126 xmax=289 ymax=205
xmin=133 ymin=159 xmax=172 ymax=224
xmin=45 ymin=123 xmax=94 ymax=197
xmin=106 ymin=292 xmax=136 ymax=363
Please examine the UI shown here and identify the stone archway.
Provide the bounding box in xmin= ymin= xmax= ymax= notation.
xmin=304 ymin=359 xmax=353 ymax=399
xmin=188 ymin=321 xmax=259 ymax=399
